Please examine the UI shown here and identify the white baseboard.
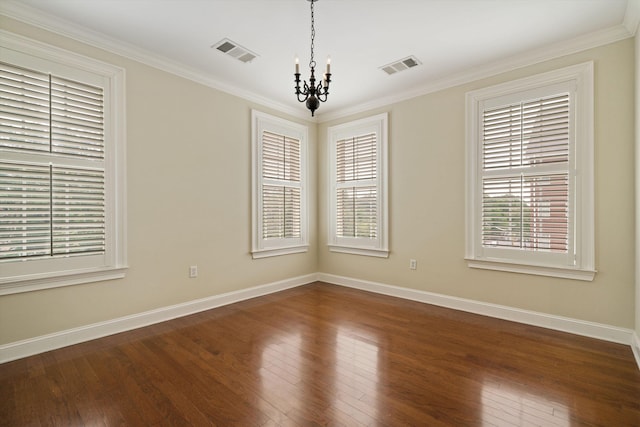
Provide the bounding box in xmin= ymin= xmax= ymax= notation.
xmin=3 ymin=272 xmax=638 ymax=371
xmin=0 ymin=273 xmax=318 ymax=364
xmin=317 ymin=273 xmax=635 ymax=347
xmin=632 ymin=331 xmax=640 ymax=370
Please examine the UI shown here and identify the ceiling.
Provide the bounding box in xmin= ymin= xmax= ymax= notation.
xmin=1 ymin=0 xmax=637 ymax=120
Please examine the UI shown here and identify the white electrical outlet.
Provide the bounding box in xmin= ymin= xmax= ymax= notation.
xmin=409 ymin=259 xmax=417 ymax=270
xmin=189 ymin=265 xmax=198 ymax=278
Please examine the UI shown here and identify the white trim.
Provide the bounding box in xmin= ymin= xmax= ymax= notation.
xmin=317 ymin=273 xmax=635 ymax=346
xmin=1 ymin=1 xmax=634 ymax=124
xmin=0 ymin=267 xmax=127 ymax=296
xmin=0 ymin=30 xmax=128 ymax=294
xmin=327 ymin=113 xmax=389 ymax=257
xmin=251 ymin=245 xmax=309 ymax=259
xmin=466 ymin=259 xmax=595 ymax=282
xmin=624 ymin=0 xmax=640 ymax=35
xmin=0 ymin=1 xmax=310 ymax=121
xmin=465 ymin=62 xmax=595 ymax=280
xmin=0 ymin=273 xmax=318 ymax=364
xmin=2 ymin=272 xmax=637 ymax=369
xmin=632 ymin=332 xmax=640 ymax=371
xmin=328 ymin=245 xmax=389 ymax=258
xmin=251 ymin=110 xmax=309 ymax=258
xmin=317 ymin=25 xmax=633 ymax=122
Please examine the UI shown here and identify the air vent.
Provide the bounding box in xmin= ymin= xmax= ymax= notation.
xmin=380 ymin=56 xmax=422 ymax=75
xmin=212 ymin=38 xmax=258 ymax=63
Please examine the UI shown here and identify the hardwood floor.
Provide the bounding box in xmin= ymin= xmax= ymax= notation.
xmin=1 ymin=282 xmax=639 ymax=426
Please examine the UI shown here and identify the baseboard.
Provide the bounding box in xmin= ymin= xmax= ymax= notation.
xmin=2 ymin=272 xmax=637 ymax=368
xmin=632 ymin=331 xmax=640 ymax=370
xmin=0 ymin=273 xmax=318 ymax=364
xmin=317 ymin=273 xmax=635 ymax=346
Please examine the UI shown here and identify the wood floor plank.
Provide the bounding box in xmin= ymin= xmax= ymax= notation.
xmin=1 ymin=282 xmax=639 ymax=426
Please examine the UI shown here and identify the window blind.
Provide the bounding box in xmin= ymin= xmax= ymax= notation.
xmin=0 ymin=61 xmax=106 ymax=260
xmin=481 ymin=94 xmax=570 ymax=252
xmin=336 ymin=132 xmax=377 ymax=239
xmin=261 ymin=130 xmax=301 ymax=239
xmin=51 ymin=76 xmax=105 ymax=158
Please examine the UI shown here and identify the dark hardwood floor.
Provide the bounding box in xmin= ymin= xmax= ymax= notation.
xmin=1 ymin=282 xmax=639 ymax=426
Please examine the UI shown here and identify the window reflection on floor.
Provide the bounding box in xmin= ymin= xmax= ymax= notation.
xmin=258 ymin=325 xmax=383 ymax=423
xmin=259 ymin=332 xmax=302 ymax=420
xmin=482 ymin=380 xmax=570 ymax=426
xmin=335 ymin=326 xmax=380 ymax=420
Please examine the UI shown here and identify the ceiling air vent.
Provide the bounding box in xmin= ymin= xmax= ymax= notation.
xmin=212 ymin=38 xmax=258 ymax=63
xmin=380 ymin=56 xmax=421 ymax=75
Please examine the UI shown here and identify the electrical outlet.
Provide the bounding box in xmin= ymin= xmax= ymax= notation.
xmin=189 ymin=265 xmax=198 ymax=278
xmin=409 ymin=259 xmax=417 ymax=270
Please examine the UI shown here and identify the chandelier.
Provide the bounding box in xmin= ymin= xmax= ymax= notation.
xmin=294 ymin=0 xmax=331 ymax=117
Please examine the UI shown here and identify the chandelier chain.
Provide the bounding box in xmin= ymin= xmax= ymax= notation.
xmin=309 ymin=0 xmax=316 ymax=69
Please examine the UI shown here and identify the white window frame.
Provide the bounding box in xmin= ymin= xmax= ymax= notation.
xmin=251 ymin=110 xmax=308 ymax=259
xmin=465 ymin=62 xmax=595 ymax=281
xmin=328 ymin=113 xmax=389 ymax=258
xmin=0 ymin=31 xmax=127 ymax=295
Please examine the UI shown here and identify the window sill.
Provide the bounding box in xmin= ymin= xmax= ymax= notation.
xmin=466 ymin=258 xmax=595 ymax=281
xmin=252 ymin=245 xmax=309 ymax=259
xmin=329 ymin=245 xmax=389 ymax=258
xmin=0 ymin=266 xmax=128 ymax=296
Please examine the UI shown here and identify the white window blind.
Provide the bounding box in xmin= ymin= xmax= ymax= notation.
xmin=481 ymin=94 xmax=569 ymax=253
xmin=261 ymin=130 xmax=301 ymax=240
xmin=465 ymin=62 xmax=595 ymax=281
xmin=1 ymin=62 xmax=106 ymax=261
xmin=0 ymin=32 xmax=126 ymax=295
xmin=328 ymin=113 xmax=388 ymax=258
xmin=251 ymin=110 xmax=308 ymax=259
xmin=336 ymin=132 xmax=377 ymax=239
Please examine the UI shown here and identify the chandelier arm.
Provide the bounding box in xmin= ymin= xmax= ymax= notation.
xmin=296 ymin=91 xmax=310 ymax=103
xmin=316 ymin=88 xmax=329 ymax=102
xmin=294 ymin=78 xmax=312 ymax=102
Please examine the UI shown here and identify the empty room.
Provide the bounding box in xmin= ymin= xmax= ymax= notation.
xmin=1 ymin=0 xmax=640 ymax=425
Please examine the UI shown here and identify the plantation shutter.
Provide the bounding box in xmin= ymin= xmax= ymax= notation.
xmin=335 ymin=132 xmax=377 ymax=239
xmin=0 ymin=61 xmax=106 ymax=260
xmin=481 ymin=93 xmax=570 ymax=252
xmin=261 ymin=130 xmax=301 ymax=239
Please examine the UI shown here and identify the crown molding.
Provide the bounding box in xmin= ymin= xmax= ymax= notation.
xmin=1 ymin=0 xmax=633 ymax=124
xmin=317 ymin=22 xmax=634 ymax=122
xmin=0 ymin=0 xmax=312 ymax=122
xmin=624 ymin=0 xmax=640 ymax=35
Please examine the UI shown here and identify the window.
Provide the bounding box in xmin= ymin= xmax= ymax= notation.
xmin=0 ymin=33 xmax=126 ymax=295
xmin=465 ymin=63 xmax=595 ymax=280
xmin=328 ymin=113 xmax=388 ymax=258
xmin=251 ymin=110 xmax=308 ymax=258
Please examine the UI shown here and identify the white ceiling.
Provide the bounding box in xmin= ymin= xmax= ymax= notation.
xmin=1 ymin=0 xmax=637 ymax=120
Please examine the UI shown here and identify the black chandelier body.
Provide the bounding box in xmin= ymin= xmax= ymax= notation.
xmin=295 ymin=0 xmax=331 ymax=117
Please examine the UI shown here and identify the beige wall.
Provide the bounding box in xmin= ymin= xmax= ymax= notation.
xmin=0 ymin=18 xmax=636 ymax=346
xmin=319 ymin=39 xmax=636 ymax=329
xmin=634 ymin=32 xmax=640 ymax=338
xmin=0 ymin=18 xmax=318 ymax=344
